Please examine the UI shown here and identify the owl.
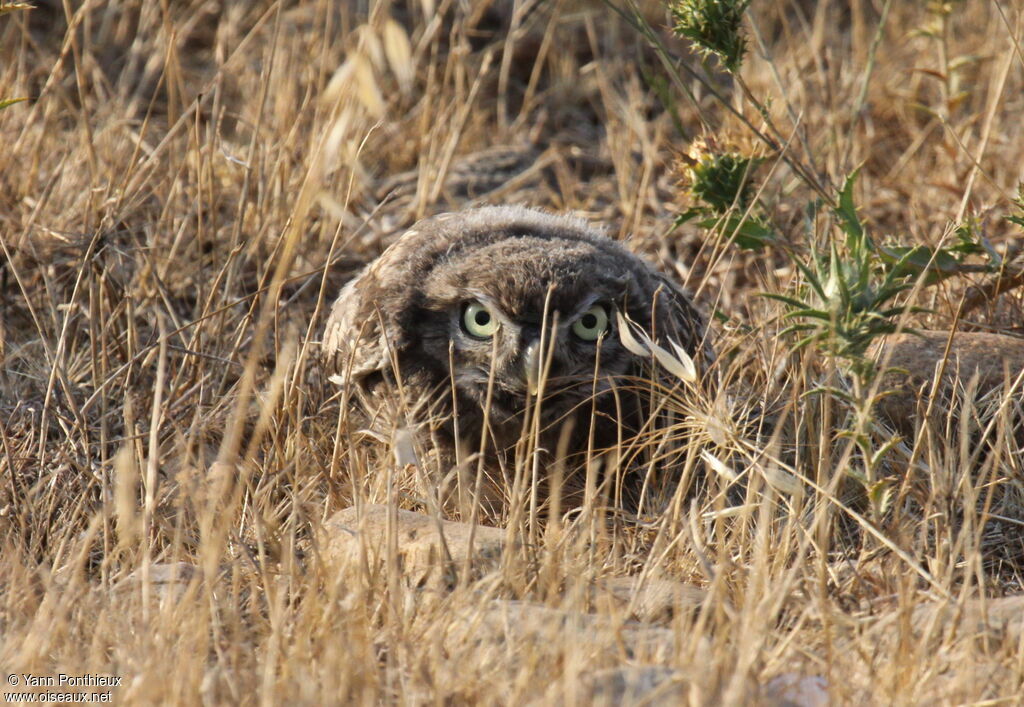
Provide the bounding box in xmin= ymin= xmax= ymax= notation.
xmin=322 ymin=206 xmax=711 ymax=515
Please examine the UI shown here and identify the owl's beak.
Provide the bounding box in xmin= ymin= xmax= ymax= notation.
xmin=522 ymin=339 xmax=542 ymax=396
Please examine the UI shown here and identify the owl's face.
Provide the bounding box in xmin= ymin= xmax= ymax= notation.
xmin=416 ymin=236 xmax=637 ymax=424
xmin=322 ymin=206 xmax=708 ymax=450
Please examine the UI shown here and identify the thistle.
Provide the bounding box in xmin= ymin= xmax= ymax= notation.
xmin=679 ymin=135 xmax=757 ymax=214
xmin=669 ymin=0 xmax=751 ymax=73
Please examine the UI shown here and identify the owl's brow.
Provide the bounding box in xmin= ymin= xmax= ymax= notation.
xmin=463 ymin=290 xmax=614 ymax=328
xmin=463 ymin=291 xmax=504 ymax=314
xmin=560 ymin=293 xmax=613 ymax=324
xmin=461 ymin=292 xmax=519 ymax=331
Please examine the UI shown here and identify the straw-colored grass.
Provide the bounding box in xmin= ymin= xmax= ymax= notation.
xmin=1 ymin=0 xmax=1022 ymax=703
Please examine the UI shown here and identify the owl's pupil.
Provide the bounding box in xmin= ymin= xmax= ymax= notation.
xmin=581 ymin=313 xmax=597 ymax=329
xmin=474 ymin=310 xmax=491 ymax=326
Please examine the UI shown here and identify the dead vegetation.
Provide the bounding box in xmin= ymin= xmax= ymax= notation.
xmin=1 ymin=0 xmax=1023 ymax=703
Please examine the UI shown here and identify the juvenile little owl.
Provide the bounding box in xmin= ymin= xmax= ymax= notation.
xmin=323 ymin=206 xmax=711 ymax=513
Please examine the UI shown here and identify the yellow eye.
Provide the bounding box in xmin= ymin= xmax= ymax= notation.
xmin=571 ymin=305 xmax=609 ymax=341
xmin=462 ymin=302 xmax=499 ymax=338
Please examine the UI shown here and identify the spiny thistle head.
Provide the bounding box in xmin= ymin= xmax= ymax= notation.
xmin=669 ymin=0 xmax=751 ymax=73
xmin=677 ymin=135 xmax=757 ymax=213
xmin=1009 ymin=183 xmax=1024 ymax=229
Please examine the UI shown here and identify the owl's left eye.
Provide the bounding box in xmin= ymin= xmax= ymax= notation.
xmin=462 ymin=301 xmax=499 ymax=339
xmin=571 ymin=304 xmax=609 ymax=341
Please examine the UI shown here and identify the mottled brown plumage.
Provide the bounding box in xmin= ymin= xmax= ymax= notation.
xmin=322 ymin=206 xmax=711 ymax=512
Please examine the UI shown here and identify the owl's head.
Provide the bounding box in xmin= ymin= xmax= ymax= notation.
xmin=324 ymin=206 xmax=709 ymax=432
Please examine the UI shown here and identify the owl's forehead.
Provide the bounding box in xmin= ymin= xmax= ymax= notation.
xmin=424 ymin=235 xmax=629 ymax=317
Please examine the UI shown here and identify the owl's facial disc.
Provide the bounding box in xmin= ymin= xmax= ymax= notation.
xmin=446 ymin=296 xmax=626 ymax=424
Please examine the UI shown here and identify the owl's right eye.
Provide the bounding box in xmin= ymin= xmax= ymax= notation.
xmin=462 ymin=302 xmax=499 ymax=339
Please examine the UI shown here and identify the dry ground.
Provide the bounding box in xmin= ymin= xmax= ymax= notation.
xmin=1 ymin=0 xmax=1024 ymax=703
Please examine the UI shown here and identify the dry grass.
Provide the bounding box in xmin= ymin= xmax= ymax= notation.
xmin=1 ymin=0 xmax=1023 ymax=703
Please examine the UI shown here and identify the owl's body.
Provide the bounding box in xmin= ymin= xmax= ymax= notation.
xmin=323 ymin=206 xmax=710 ymax=513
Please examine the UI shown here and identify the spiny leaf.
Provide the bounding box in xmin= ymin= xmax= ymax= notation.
xmin=782 ymin=308 xmax=833 ymax=322
xmin=867 ymin=477 xmax=896 ymax=515
xmin=802 ymin=386 xmax=859 ymax=404
xmin=778 ymin=323 xmax=821 ymax=337
xmin=760 ymin=293 xmax=814 ymax=310
xmin=1009 ymin=186 xmax=1024 ymax=229
xmin=792 ymin=333 xmax=825 ymax=351
xmin=835 ymin=168 xmax=865 ymax=243
xmin=673 ymin=208 xmax=704 ymax=228
xmin=0 ymin=97 xmax=28 ymax=110
xmin=699 ymin=214 xmax=777 ymax=250
xmin=869 ymin=436 xmax=905 ymax=470
xmin=879 ymin=244 xmax=961 ymax=277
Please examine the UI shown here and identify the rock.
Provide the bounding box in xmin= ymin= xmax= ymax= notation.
xmin=908 ymin=594 xmax=1024 ymax=644
xmin=444 ymin=599 xmax=676 ymax=668
xmin=543 ymin=666 xmax=689 ymax=706
xmin=764 ymin=673 xmax=829 ymax=707
xmin=595 ymin=575 xmax=708 ymax=623
xmin=844 ymin=594 xmax=1024 ymax=701
xmin=116 ymin=562 xmax=200 ymax=600
xmin=317 ymin=504 xmax=508 ymax=588
xmin=860 ymin=594 xmax=1024 ymax=658
xmin=872 ymin=330 xmax=1024 ymax=433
